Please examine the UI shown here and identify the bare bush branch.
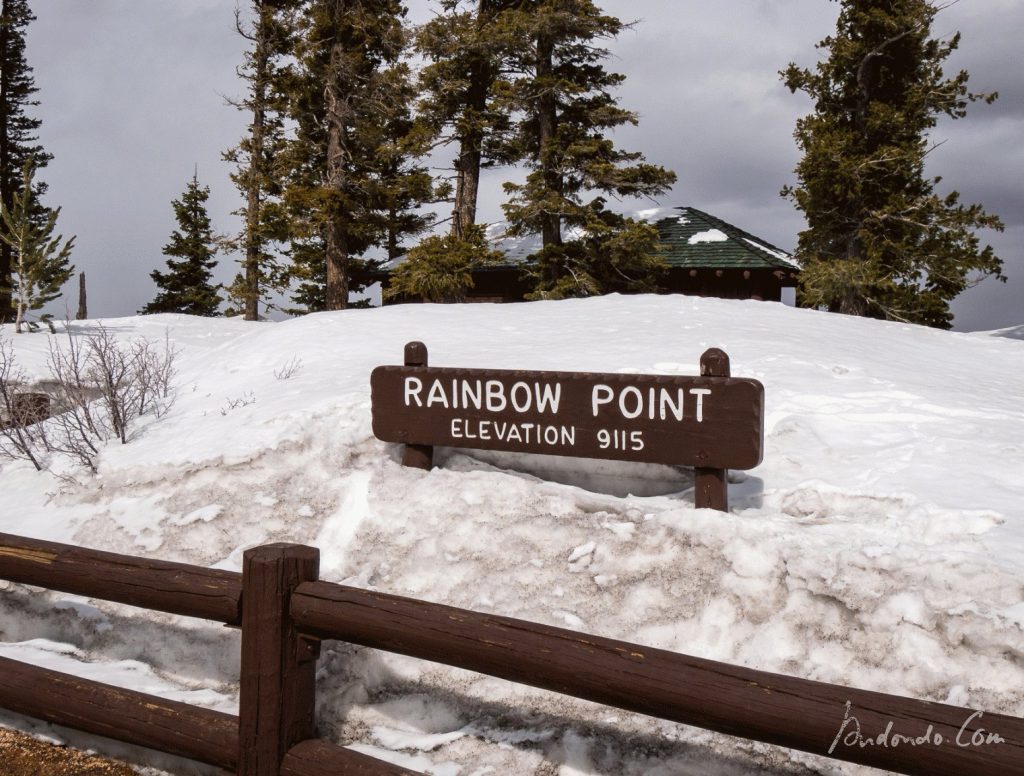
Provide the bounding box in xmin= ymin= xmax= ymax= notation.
xmin=132 ymin=330 xmax=178 ymax=418
xmin=8 ymin=324 xmax=180 ymax=473
xmin=274 ymin=356 xmax=302 ymax=381
xmin=220 ymin=391 xmax=256 ymax=416
xmin=0 ymin=339 xmax=46 ymax=471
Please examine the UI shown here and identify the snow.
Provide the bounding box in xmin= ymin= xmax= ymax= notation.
xmin=688 ymin=228 xmax=729 ymax=244
xmin=2 ymin=296 xmax=1024 ymax=775
xmin=631 ymin=206 xmax=686 ymax=223
xmin=986 ymin=323 xmax=1024 ymax=341
xmin=742 ymin=236 xmax=793 ymax=263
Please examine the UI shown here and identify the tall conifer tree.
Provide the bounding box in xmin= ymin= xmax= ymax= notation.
xmin=223 ymin=0 xmax=295 ymax=320
xmin=415 ymin=0 xmax=519 ymax=238
xmin=497 ymin=0 xmax=676 ymax=299
xmin=0 ymin=0 xmax=51 ymax=320
xmin=279 ymin=0 xmax=432 ymax=312
xmin=782 ymin=0 xmax=1003 ymax=328
xmin=141 ymin=173 xmax=222 ymax=316
xmin=377 ymin=66 xmax=436 ymax=263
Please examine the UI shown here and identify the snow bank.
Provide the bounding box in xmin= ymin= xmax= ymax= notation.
xmin=1 ymin=296 xmax=1023 ymax=774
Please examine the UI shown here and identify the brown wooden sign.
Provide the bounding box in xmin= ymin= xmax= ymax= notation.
xmin=371 ymin=343 xmax=764 ymax=473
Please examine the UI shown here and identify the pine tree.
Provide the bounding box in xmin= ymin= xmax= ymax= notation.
xmin=415 ymin=0 xmax=519 ymax=238
xmin=223 ymin=0 xmax=295 ymax=320
xmin=279 ymin=0 xmax=433 ymax=312
xmin=0 ymin=159 xmax=74 ymax=333
xmin=141 ymin=173 xmax=222 ymax=316
xmin=498 ymin=0 xmax=676 ymax=299
xmin=782 ymin=0 xmax=1004 ymax=328
xmin=377 ymin=65 xmax=437 ymax=263
xmin=0 ymin=0 xmax=52 ymax=321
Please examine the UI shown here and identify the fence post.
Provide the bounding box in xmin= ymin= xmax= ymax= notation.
xmin=238 ymin=544 xmax=320 ymax=775
xmin=694 ymin=348 xmax=729 ymax=512
xmin=401 ymin=341 xmax=433 ymax=470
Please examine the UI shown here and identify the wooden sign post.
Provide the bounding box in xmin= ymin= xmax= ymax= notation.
xmin=694 ymin=348 xmax=730 ymax=511
xmin=371 ymin=342 xmax=764 ymax=512
xmin=400 ymin=341 xmax=433 ymax=471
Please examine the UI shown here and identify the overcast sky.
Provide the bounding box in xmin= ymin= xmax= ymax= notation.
xmin=24 ymin=0 xmax=1023 ymax=330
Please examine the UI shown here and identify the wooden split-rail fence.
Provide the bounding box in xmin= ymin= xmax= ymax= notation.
xmin=0 ymin=531 xmax=1021 ymax=775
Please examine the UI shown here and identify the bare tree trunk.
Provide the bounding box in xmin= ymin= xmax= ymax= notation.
xmin=76 ymin=271 xmax=86 ymax=320
xmin=13 ymin=248 xmax=25 ymax=332
xmin=452 ymin=141 xmax=482 ymax=239
xmin=324 ymin=218 xmax=348 ymax=310
xmin=387 ymin=201 xmax=400 ymax=260
xmin=242 ymin=2 xmax=272 ymax=321
xmin=451 ymin=0 xmax=496 ymax=239
xmin=536 ymin=32 xmax=561 ymax=250
xmin=827 ymin=232 xmax=869 ymax=316
xmin=324 ymin=31 xmax=350 ymax=311
xmin=0 ymin=3 xmax=12 ymax=322
xmin=835 ymin=39 xmax=901 ymax=319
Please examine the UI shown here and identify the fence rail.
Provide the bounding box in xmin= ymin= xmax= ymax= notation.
xmin=1 ymin=531 xmax=1022 ymax=776
xmin=0 ymin=531 xmax=241 ymax=623
xmin=0 ymin=655 xmax=238 ymax=769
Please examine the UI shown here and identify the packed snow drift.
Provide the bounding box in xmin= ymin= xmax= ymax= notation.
xmin=1 ymin=295 xmax=1022 ymax=774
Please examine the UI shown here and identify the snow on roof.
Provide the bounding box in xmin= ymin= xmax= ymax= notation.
xmin=385 ymin=207 xmax=796 ymax=273
xmin=489 ymin=206 xmax=798 ymax=270
xmin=743 ymin=237 xmax=796 ymax=264
xmin=632 ymin=206 xmax=686 ymax=222
xmin=688 ymin=228 xmax=729 ymax=244
xmin=486 ymin=222 xmax=591 ymax=263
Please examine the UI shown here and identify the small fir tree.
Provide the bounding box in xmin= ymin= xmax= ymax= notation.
xmin=782 ymin=0 xmax=1004 ymax=328
xmin=385 ymin=224 xmax=504 ymax=302
xmin=520 ymin=205 xmax=665 ymax=300
xmin=141 ymin=173 xmax=222 ymax=316
xmin=0 ymin=159 xmax=74 ymax=332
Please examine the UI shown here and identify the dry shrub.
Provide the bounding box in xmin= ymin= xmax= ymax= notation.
xmin=0 ymin=324 xmax=177 ymax=473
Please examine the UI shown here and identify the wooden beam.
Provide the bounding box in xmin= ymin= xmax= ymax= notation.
xmin=281 ymin=739 xmax=420 ymax=776
xmin=290 ymin=581 xmax=1024 ymax=776
xmin=694 ymin=348 xmax=730 ymax=511
xmin=401 ymin=341 xmax=433 ymax=469
xmin=0 ymin=532 xmax=242 ymax=624
xmin=239 ymin=544 xmax=320 ymax=776
xmin=0 ymin=656 xmax=238 ymax=769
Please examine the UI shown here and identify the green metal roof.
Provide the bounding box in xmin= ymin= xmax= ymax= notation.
xmin=648 ymin=206 xmax=799 ymax=271
xmin=380 ymin=206 xmax=800 ymax=274
xmin=480 ymin=206 xmax=799 ymax=272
